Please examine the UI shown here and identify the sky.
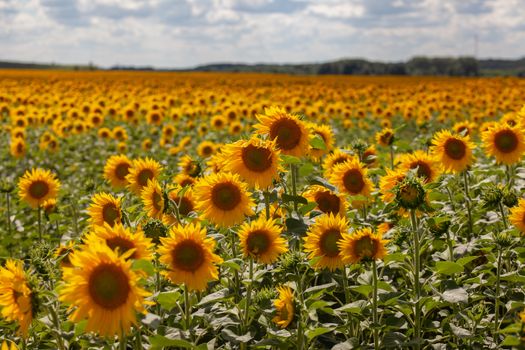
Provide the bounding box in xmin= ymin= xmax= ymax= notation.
xmin=0 ymin=0 xmax=524 ymax=68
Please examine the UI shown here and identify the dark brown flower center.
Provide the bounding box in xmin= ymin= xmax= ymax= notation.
xmin=444 ymin=138 xmax=466 ymax=160
xmin=315 ymin=191 xmax=341 ymax=215
xmin=354 ymin=236 xmax=376 ymax=259
xmin=102 ymin=203 xmax=120 ymax=226
xmin=342 ymin=169 xmax=365 ymax=194
xmin=211 ymin=182 xmax=242 ymax=211
xmin=172 ymin=240 xmax=205 ymax=271
xmin=115 ymin=163 xmax=130 ymax=180
xmin=319 ymin=229 xmax=342 ymax=257
xmin=269 ymin=118 xmax=302 ymax=151
xmin=137 ymin=169 xmax=154 ymax=187
xmin=410 ymin=161 xmax=432 ymax=183
xmin=152 ymin=192 xmax=163 ymax=211
xmin=242 ymin=144 xmax=273 ymax=172
xmin=29 ymin=180 xmax=50 ymax=199
xmin=106 ymin=237 xmax=136 ymax=258
xmin=494 ymin=129 xmax=519 ymax=153
xmin=88 ymin=264 xmax=130 ymax=309
xmin=246 ymin=229 xmax=271 ymax=255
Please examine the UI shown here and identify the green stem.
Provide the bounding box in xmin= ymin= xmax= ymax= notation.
xmin=119 ymin=331 xmax=127 ymax=350
xmin=494 ymin=248 xmax=502 ymax=343
xmin=291 ymin=164 xmax=298 ymax=214
xmin=505 ymin=164 xmax=513 ymax=187
xmin=184 ymin=285 xmax=191 ymax=330
xmin=243 ymin=258 xmax=254 ymax=333
xmin=410 ymin=209 xmax=421 ymax=350
xmin=264 ymin=190 xmax=271 ymax=219
xmin=6 ymin=192 xmax=12 ymax=237
xmin=230 ymin=230 xmax=241 ymax=303
xmin=462 ymin=171 xmax=473 ymax=241
xmin=372 ymin=259 xmax=379 ymax=350
xmin=48 ymin=304 xmax=65 ymax=350
xmin=341 ymin=266 xmax=350 ymax=305
xmin=135 ymin=327 xmax=142 ymax=349
xmin=498 ymin=202 xmax=508 ymax=230
xmin=37 ymin=206 xmax=42 ymax=241
xmin=389 ymin=145 xmax=394 ymax=169
xmin=445 ymin=229 xmax=454 ymax=261
xmin=445 ymin=186 xmax=456 ymax=212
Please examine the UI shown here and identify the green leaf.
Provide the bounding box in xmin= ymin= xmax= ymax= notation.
xmin=222 ymin=259 xmax=242 ymax=272
xmin=149 ymin=335 xmax=195 ymax=349
xmin=442 ymin=288 xmax=468 ymax=303
xmin=299 ymin=163 xmax=314 ymax=177
xmin=157 ymin=291 xmax=181 ymax=311
xmin=197 ymin=288 xmax=229 ymax=306
xmin=501 ymin=335 xmax=521 ymax=346
xmin=306 ymin=327 xmax=333 ymax=340
xmin=281 ymin=155 xmax=301 ymax=165
xmin=337 ymin=300 xmax=367 ymax=314
xmin=433 ymin=261 xmax=464 ymax=275
xmin=282 ymin=193 xmax=308 ymax=205
xmin=456 ymin=256 xmax=478 ymax=266
xmin=299 ymin=202 xmax=317 ymax=215
xmin=132 ymin=259 xmax=155 ymax=276
xmin=310 ymin=135 xmax=326 ymax=150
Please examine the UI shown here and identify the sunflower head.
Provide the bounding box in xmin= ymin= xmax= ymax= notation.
xmin=303 ymin=213 xmax=349 ymax=271
xmin=158 ymin=222 xmax=223 ymax=291
xmin=376 ymin=128 xmax=395 ymax=147
xmin=398 ymin=150 xmax=440 ymax=184
xmin=302 ymin=185 xmax=346 ymax=216
xmin=254 ymin=106 xmax=310 ymax=157
xmin=330 ymin=157 xmax=373 ymax=198
xmin=482 ymin=122 xmax=525 ymax=165
xmin=272 ymin=286 xmax=294 ymax=328
xmin=141 ymin=179 xmax=165 ymax=220
xmin=394 ymin=177 xmax=426 ymax=210
xmin=18 ymin=168 xmax=60 ymax=208
xmin=238 ymin=216 xmax=287 ymax=264
xmin=430 ymin=130 xmax=475 ymax=173
xmin=338 ymin=227 xmax=389 ymax=264
xmin=87 ymin=192 xmax=122 ymax=228
xmin=59 ymin=242 xmax=151 ymax=337
xmin=103 ymin=154 xmax=132 ymax=189
xmin=509 ymin=199 xmax=525 ymax=234
xmin=126 ymin=158 xmax=162 ymax=195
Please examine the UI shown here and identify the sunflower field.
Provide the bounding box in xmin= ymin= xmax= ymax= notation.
xmin=1 ymin=70 xmax=525 ymax=349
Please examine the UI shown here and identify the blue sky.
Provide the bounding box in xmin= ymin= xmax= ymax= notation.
xmin=0 ymin=0 xmax=524 ymax=68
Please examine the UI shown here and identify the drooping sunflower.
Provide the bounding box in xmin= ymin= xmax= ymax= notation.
xmin=0 ymin=260 xmax=33 ymax=337
xmin=103 ymin=154 xmax=132 ymax=189
xmin=272 ymin=286 xmax=294 ymax=328
xmin=141 ymin=179 xmax=164 ymax=220
xmin=375 ymin=128 xmax=394 ymax=147
xmin=303 ymin=214 xmax=349 ymax=271
xmin=338 ymin=227 xmax=389 ymax=264
xmin=482 ymin=122 xmax=525 ymax=165
xmin=509 ymin=198 xmax=525 ymax=234
xmin=87 ymin=192 xmax=122 ymax=228
xmin=126 ymin=158 xmax=162 ymax=195
xmin=398 ymin=150 xmax=441 ymax=184
xmin=85 ymin=223 xmax=154 ymax=261
xmin=238 ymin=216 xmax=288 ymax=264
xmin=302 ymin=185 xmax=346 ymax=216
xmin=430 ymin=130 xmax=475 ymax=173
xmin=59 ymin=243 xmax=151 ymax=337
xmin=329 ymin=157 xmax=373 ymax=198
xmin=194 ymin=172 xmax=254 ymax=227
xmin=308 ymin=123 xmax=335 ymax=160
xmin=322 ymin=149 xmax=354 ymax=178
xmin=254 ymin=106 xmax=310 ymax=157
xmin=18 ymin=168 xmax=60 ymax=208
xmin=379 ymin=168 xmax=406 ymax=203
xmin=222 ymin=137 xmax=281 ymax=189
xmin=158 ymin=222 xmax=223 ymax=291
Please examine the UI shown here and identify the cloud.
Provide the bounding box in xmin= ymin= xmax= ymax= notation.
xmin=0 ymin=0 xmax=523 ymax=67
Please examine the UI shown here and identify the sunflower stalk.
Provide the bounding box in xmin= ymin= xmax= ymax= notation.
xmin=263 ymin=190 xmax=271 ymax=219
xmin=372 ymin=259 xmax=379 ymax=350
xmin=498 ymin=202 xmax=508 ymax=230
xmin=48 ymin=303 xmax=66 ymax=350
xmin=341 ymin=266 xmax=350 ymax=305
xmin=462 ymin=171 xmax=473 ymax=240
xmin=37 ymin=206 xmax=42 ymax=241
xmin=5 ymin=192 xmax=12 ymax=237
xmin=242 ymin=258 xmax=254 ymax=338
xmin=410 ymin=209 xmax=421 ymax=350
xmin=494 ymin=247 xmax=503 ymax=344
xmin=184 ymin=285 xmax=192 ymax=331
xmin=290 ymin=164 xmax=299 ymax=214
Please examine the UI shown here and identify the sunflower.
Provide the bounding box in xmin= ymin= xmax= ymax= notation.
xmin=194 ymin=172 xmax=254 ymax=227
xmin=375 ymin=128 xmax=394 ymax=147
xmin=112 ymin=126 xmax=128 ymax=141
xmin=87 ymin=192 xmax=122 ymax=228
xmin=482 ymin=122 xmax=525 ymax=165
xmin=272 ymin=286 xmax=294 ymax=328
xmin=430 ymin=130 xmax=475 ymax=173
xmin=197 ymin=141 xmax=216 ymax=158
xmin=9 ymin=138 xmax=26 ymax=158
xmin=178 ymin=155 xmax=201 ymax=178
xmin=98 ymin=127 xmax=111 ymax=140
xmin=398 ymin=150 xmax=441 ymax=183
xmin=0 ymin=340 xmax=17 ymax=350
xmin=379 ymin=168 xmax=406 ymax=203
xmin=308 ymin=123 xmax=334 ymax=160
xmin=0 ymin=260 xmax=33 ymax=337
xmin=329 ymin=157 xmax=373 ymax=198
xmin=59 ymin=242 xmax=151 ymax=337
xmin=303 ymin=214 xmax=349 ymax=271
xmin=452 ymin=121 xmax=476 ymax=136
xmin=18 ymin=168 xmax=60 ymax=208
xmin=322 ymin=149 xmax=354 ymax=178
xmin=168 ymin=185 xmax=196 ymax=217
xmin=85 ymin=223 xmax=154 ymax=261
xmin=55 ymin=241 xmax=76 ymax=269
xmin=302 ymin=185 xmax=346 ymax=216
xmin=141 ymin=179 xmax=164 ymax=220
xmin=254 ymin=106 xmax=310 ymax=157
xmin=509 ymin=198 xmax=525 ymax=234
xmin=173 ymin=173 xmax=197 ymax=188
xmin=222 ymin=137 xmax=281 ymax=189
xmin=362 ymin=145 xmax=378 ymax=168
xmin=238 ymin=216 xmax=287 ymax=264
xmin=338 ymin=227 xmax=389 ymax=264
xmin=158 ymin=222 xmax=223 ymax=291
xmin=103 ymin=154 xmax=132 ymax=189
xmin=126 ymin=158 xmax=162 ymax=195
